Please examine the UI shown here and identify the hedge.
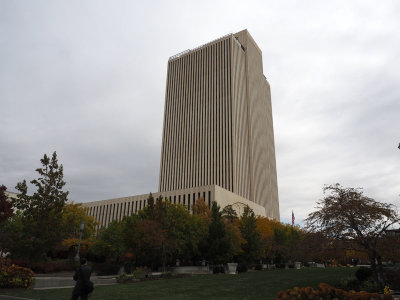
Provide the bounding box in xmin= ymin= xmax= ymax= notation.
xmin=11 ymin=258 xmax=75 ymax=274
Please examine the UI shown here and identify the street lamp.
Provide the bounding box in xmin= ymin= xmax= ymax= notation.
xmin=75 ymin=221 xmax=85 ymax=262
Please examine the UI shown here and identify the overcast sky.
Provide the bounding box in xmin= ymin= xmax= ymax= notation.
xmin=1 ymin=1 xmax=399 ymax=225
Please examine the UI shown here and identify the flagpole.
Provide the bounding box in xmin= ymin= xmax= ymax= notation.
xmin=291 ymin=210 xmax=295 ymax=227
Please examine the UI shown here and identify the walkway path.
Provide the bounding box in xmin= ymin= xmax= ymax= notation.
xmin=33 ymin=272 xmax=117 ymax=289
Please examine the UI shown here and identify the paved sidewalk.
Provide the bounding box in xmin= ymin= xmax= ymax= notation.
xmin=0 ymin=296 xmax=34 ymax=300
xmin=33 ymin=274 xmax=118 ymax=289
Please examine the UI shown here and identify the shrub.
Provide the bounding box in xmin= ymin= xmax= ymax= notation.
xmin=10 ymin=258 xmax=75 ymax=274
xmin=384 ymin=268 xmax=400 ymax=290
xmin=276 ymin=283 xmax=393 ymax=300
xmin=338 ymin=276 xmax=378 ymax=293
xmin=360 ymin=279 xmax=378 ymax=293
xmin=337 ymin=277 xmax=361 ymax=291
xmin=94 ymin=263 xmax=121 ymax=276
xmin=132 ymin=267 xmax=149 ymax=279
xmin=212 ymin=265 xmax=225 ymax=274
xmin=237 ymin=263 xmax=248 ymax=273
xmin=118 ymin=273 xmax=137 ymax=283
xmin=0 ymin=258 xmax=34 ymax=288
xmin=356 ymin=266 xmax=373 ymax=282
xmin=31 ymin=260 xmax=75 ymax=273
xmin=10 ymin=258 xmax=30 ymax=269
xmin=123 ymin=263 xmax=135 ymax=274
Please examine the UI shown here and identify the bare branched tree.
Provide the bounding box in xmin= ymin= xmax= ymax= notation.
xmin=306 ymin=183 xmax=399 ymax=291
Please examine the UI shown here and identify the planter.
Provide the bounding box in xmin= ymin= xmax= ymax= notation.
xmin=226 ymin=263 xmax=238 ymax=275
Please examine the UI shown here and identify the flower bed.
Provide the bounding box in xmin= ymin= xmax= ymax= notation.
xmin=277 ymin=283 xmax=393 ymax=300
xmin=0 ymin=259 xmax=34 ymax=288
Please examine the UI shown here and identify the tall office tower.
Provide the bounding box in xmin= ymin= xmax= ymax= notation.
xmin=159 ymin=30 xmax=279 ymax=220
xmin=82 ymin=30 xmax=279 ymax=228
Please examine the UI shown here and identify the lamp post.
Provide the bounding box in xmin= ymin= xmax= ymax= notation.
xmin=75 ymin=221 xmax=85 ymax=262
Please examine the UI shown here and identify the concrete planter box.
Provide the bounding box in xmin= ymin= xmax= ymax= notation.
xmin=171 ymin=266 xmax=210 ymax=274
xmin=226 ymin=263 xmax=238 ymax=274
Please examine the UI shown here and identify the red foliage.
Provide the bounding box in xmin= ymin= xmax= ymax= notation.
xmin=10 ymin=258 xmax=75 ymax=274
xmin=276 ymin=283 xmax=393 ymax=300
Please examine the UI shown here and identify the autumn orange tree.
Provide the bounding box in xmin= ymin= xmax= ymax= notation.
xmin=306 ymin=183 xmax=400 ymax=291
xmin=256 ymin=217 xmax=278 ymax=262
xmin=256 ymin=217 xmax=305 ymax=264
xmin=60 ymin=203 xmax=98 ymax=255
xmin=126 ymin=219 xmax=167 ymax=268
xmin=193 ymin=197 xmax=211 ymax=223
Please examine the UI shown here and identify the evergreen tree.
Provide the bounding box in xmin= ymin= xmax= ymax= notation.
xmin=13 ymin=151 xmax=69 ymax=261
xmin=221 ymin=204 xmax=238 ymax=223
xmin=239 ymin=206 xmax=262 ymax=264
xmin=207 ymin=202 xmax=231 ymax=264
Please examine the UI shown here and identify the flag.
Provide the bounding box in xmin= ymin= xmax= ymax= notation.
xmin=292 ymin=210 xmax=295 ymax=226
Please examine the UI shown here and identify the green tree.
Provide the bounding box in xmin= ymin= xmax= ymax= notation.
xmin=162 ymin=202 xmax=204 ymax=262
xmin=140 ymin=194 xmax=167 ymax=224
xmin=187 ymin=212 xmax=209 ymax=262
xmin=206 ymin=202 xmax=231 ymax=264
xmin=90 ymin=220 xmax=125 ymax=262
xmin=239 ymin=206 xmax=262 ymax=264
xmin=224 ymin=219 xmax=244 ymax=258
xmin=0 ymin=185 xmax=13 ymax=224
xmin=272 ymin=224 xmax=303 ymax=263
xmin=140 ymin=198 xmax=206 ymax=263
xmin=221 ymin=204 xmax=238 ymax=223
xmin=306 ymin=183 xmax=400 ymax=291
xmin=12 ymin=152 xmax=69 ymax=261
xmin=0 ymin=212 xmax=24 ymax=257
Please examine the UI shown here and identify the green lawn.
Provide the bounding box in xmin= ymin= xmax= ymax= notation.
xmin=1 ymin=267 xmax=357 ymax=300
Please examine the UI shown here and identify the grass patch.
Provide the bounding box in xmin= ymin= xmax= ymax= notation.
xmin=0 ymin=267 xmax=357 ymax=300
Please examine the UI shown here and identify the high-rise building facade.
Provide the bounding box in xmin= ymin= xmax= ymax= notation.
xmin=159 ymin=30 xmax=279 ymax=220
xmin=82 ymin=30 xmax=279 ymax=227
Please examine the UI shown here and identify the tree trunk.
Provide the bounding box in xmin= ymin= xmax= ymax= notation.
xmin=376 ymin=254 xmax=385 ymax=291
xmin=369 ymin=251 xmax=384 ymax=292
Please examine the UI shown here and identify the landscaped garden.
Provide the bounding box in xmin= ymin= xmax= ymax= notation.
xmin=1 ymin=267 xmax=357 ymax=300
xmin=1 ymin=154 xmax=399 ymax=298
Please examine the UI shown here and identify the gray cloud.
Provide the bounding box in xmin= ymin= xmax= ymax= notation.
xmin=1 ymin=0 xmax=399 ymax=225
